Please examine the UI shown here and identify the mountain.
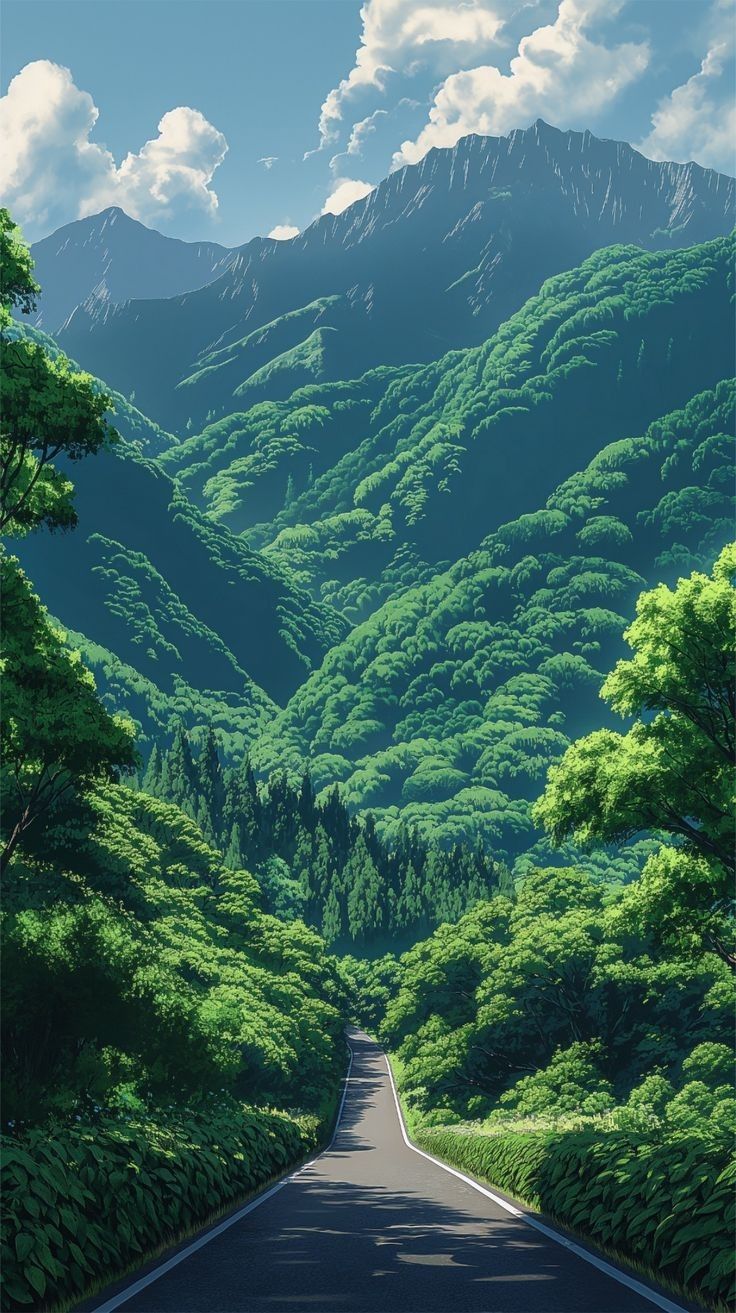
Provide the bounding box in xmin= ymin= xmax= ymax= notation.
xmin=55 ymin=122 xmax=735 ymax=431
xmin=165 ymin=237 xmax=735 ymax=601
xmin=26 ymin=207 xmax=236 ymax=335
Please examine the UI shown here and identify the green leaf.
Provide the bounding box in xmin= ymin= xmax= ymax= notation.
xmin=14 ymin=1233 xmax=35 ymax=1263
xmin=26 ymin=1266 xmax=46 ymax=1299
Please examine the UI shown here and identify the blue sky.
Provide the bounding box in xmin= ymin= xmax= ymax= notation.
xmin=2 ymin=0 xmax=734 ymax=246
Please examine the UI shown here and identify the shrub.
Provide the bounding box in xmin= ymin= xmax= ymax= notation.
xmin=1 ymin=1103 xmax=319 ymax=1310
xmin=416 ymin=1126 xmax=734 ymax=1309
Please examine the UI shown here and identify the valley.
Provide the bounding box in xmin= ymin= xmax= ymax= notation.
xmin=1 ymin=116 xmax=734 ymax=1313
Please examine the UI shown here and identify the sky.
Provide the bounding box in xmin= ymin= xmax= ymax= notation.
xmin=1 ymin=0 xmax=734 ymax=247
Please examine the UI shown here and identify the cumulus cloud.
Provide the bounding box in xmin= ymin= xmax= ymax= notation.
xmin=258 ymin=156 xmax=278 ymax=169
xmin=0 ymin=60 xmax=228 ymax=239
xmin=346 ymin=109 xmax=389 ymax=157
xmin=268 ymin=223 xmax=300 ymax=239
xmin=636 ymin=38 xmax=736 ymax=174
xmin=392 ymin=0 xmax=649 ymax=167
xmin=317 ymin=0 xmax=505 ymax=148
xmin=321 ymin=178 xmax=375 ymax=215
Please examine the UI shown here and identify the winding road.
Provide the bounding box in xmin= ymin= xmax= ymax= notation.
xmin=88 ymin=1031 xmax=690 ymax=1313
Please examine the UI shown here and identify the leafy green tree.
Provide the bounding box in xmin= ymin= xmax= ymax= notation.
xmin=534 ymin=546 xmax=735 ymax=968
xmin=0 ymin=554 xmax=136 ymax=872
xmin=0 ymin=208 xmax=38 ymax=318
xmin=489 ymin=1041 xmax=614 ymax=1120
xmin=0 ymin=210 xmax=116 ymax=535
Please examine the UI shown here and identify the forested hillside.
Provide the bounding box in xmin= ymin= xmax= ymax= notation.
xmin=12 ymin=420 xmax=347 ymax=733
xmin=167 ymin=238 xmax=734 ymax=571
xmin=54 ymin=123 xmax=735 ymax=430
xmin=140 ymin=729 xmax=509 ymax=952
xmin=251 ymin=379 xmax=734 ymax=857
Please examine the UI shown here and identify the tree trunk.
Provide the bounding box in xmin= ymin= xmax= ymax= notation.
xmin=0 ymin=820 xmax=25 ymax=875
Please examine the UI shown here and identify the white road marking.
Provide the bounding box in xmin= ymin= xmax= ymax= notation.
xmin=89 ymin=1045 xmax=354 ymax=1313
xmin=383 ymin=1053 xmax=689 ymax=1313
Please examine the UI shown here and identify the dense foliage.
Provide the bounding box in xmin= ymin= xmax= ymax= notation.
xmin=1 ymin=1103 xmax=320 ymax=1310
xmin=352 ymin=555 xmax=735 ymax=1306
xmin=534 ymin=542 xmax=735 ymax=969
xmin=414 ymin=1127 xmax=734 ymax=1308
xmin=367 ymin=555 xmax=734 ymax=1121
xmin=0 ymin=217 xmax=348 ymax=1307
xmin=0 ymin=209 xmax=116 ymax=537
xmin=142 ymin=730 xmax=508 ymax=952
xmin=252 ymin=380 xmax=734 ymax=855
xmin=0 ymin=554 xmax=136 ymax=874
xmin=2 ymin=736 xmax=345 ymax=1126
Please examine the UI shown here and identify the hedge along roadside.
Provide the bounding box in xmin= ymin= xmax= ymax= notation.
xmin=415 ymin=1126 xmax=735 ymax=1311
xmin=0 ymin=1103 xmax=321 ymax=1312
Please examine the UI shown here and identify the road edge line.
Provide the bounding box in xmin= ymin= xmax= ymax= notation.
xmin=89 ymin=1043 xmax=355 ymax=1313
xmin=383 ymin=1052 xmax=689 ymax=1313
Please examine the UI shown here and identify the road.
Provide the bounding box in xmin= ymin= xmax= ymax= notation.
xmin=90 ymin=1030 xmax=686 ymax=1313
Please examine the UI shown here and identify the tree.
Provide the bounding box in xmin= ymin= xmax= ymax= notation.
xmin=0 ymin=554 xmax=136 ymax=872
xmin=346 ymin=836 xmax=384 ymax=945
xmin=322 ymin=887 xmax=344 ymax=946
xmin=159 ymin=724 xmax=198 ymax=819
xmin=534 ymin=546 xmax=736 ymax=968
xmin=141 ymin=742 xmax=163 ymax=795
xmin=0 ymin=209 xmax=116 ymax=535
xmin=196 ymin=728 xmax=225 ymax=843
xmin=0 ymin=208 xmax=38 ymax=317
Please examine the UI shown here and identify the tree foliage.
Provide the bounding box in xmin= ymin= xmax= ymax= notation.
xmin=534 ymin=546 xmax=735 ymax=967
xmin=142 ymin=733 xmax=508 ymax=952
xmin=0 ymin=211 xmax=116 ymax=535
xmin=0 ymin=554 xmax=136 ymax=872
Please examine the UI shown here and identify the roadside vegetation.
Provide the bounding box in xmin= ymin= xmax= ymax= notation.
xmin=352 ymin=548 xmax=735 ymax=1308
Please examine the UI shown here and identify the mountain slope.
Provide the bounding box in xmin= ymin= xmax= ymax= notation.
xmin=56 ymin=123 xmax=735 ymax=430
xmin=250 ymin=378 xmax=734 ymax=859
xmin=26 ymin=207 xmax=236 ymax=335
xmin=172 ymin=236 xmax=733 ymax=620
xmin=12 ymin=439 xmax=347 ymax=716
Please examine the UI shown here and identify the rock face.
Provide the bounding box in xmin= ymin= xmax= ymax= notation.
xmin=47 ymin=122 xmax=735 ymax=429
xmin=26 ymin=207 xmax=236 ymax=334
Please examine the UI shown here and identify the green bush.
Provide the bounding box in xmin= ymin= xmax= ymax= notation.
xmin=0 ymin=1103 xmax=319 ymax=1311
xmin=416 ymin=1125 xmax=735 ymax=1309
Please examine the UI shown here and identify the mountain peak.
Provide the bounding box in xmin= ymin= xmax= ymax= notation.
xmin=45 ymin=120 xmax=735 ymax=428
xmin=28 ymin=209 xmax=235 ymax=334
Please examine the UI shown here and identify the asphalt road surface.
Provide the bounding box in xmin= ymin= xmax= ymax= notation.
xmin=90 ymin=1031 xmax=687 ymax=1313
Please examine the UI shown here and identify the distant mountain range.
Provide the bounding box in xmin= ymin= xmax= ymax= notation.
xmin=34 ymin=120 xmax=735 ymax=432
xmin=27 ymin=207 xmax=236 ymax=335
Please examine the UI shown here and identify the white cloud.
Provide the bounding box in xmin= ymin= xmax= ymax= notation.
xmin=258 ymin=156 xmax=278 ymax=169
xmin=321 ymin=178 xmax=375 ymax=215
xmin=392 ymin=0 xmax=649 ymax=167
xmin=346 ymin=109 xmax=389 ymax=156
xmin=637 ymin=38 xmax=736 ymax=174
xmin=317 ymin=0 xmax=505 ymax=148
xmin=0 ymin=60 xmax=228 ymax=239
xmin=268 ymin=223 xmax=300 ymax=239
